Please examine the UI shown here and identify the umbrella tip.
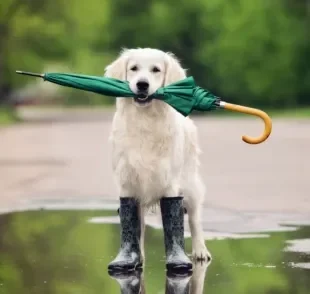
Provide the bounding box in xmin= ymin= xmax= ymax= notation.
xmin=15 ymin=70 xmax=44 ymax=78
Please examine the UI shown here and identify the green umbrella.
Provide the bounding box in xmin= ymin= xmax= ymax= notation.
xmin=16 ymin=71 xmax=219 ymax=116
xmin=16 ymin=70 xmax=272 ymax=144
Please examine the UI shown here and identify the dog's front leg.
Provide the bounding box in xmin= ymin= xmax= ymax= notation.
xmin=160 ymin=184 xmax=193 ymax=271
xmin=108 ymin=193 xmax=143 ymax=272
xmin=119 ymin=186 xmax=145 ymax=262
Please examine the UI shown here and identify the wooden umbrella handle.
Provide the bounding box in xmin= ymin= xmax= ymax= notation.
xmin=220 ymin=102 xmax=272 ymax=144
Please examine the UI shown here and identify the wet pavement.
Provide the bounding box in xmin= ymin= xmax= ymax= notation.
xmin=1 ymin=108 xmax=310 ymax=215
xmin=0 ymin=210 xmax=309 ymax=294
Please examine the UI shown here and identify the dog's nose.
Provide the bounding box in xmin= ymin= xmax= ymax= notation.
xmin=136 ymin=80 xmax=149 ymax=92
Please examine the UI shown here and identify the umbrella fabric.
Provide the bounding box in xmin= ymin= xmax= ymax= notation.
xmin=44 ymin=73 xmax=134 ymax=98
xmin=151 ymin=77 xmax=220 ymax=116
xmin=43 ymin=72 xmax=220 ymax=116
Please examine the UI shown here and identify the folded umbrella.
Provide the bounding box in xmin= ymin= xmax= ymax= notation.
xmin=16 ymin=70 xmax=272 ymax=144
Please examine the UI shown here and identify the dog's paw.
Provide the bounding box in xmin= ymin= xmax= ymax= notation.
xmin=192 ymin=241 xmax=212 ymax=262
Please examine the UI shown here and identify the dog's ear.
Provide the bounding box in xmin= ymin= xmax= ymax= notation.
xmin=164 ymin=52 xmax=187 ymax=86
xmin=104 ymin=49 xmax=129 ymax=80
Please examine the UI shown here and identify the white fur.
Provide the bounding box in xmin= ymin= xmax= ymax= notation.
xmin=105 ymin=48 xmax=211 ymax=261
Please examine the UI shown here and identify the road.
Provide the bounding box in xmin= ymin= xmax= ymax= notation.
xmin=1 ymin=108 xmax=309 ymax=237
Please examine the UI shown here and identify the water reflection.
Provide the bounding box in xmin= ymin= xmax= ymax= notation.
xmin=109 ymin=270 xmax=145 ymax=294
xmin=109 ymin=261 xmax=210 ymax=294
xmin=0 ymin=210 xmax=309 ymax=294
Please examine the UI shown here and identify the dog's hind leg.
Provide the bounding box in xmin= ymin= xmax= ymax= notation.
xmin=183 ymin=174 xmax=211 ymax=262
xmin=139 ymin=205 xmax=146 ymax=264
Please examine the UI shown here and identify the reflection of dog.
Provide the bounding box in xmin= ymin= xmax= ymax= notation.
xmin=190 ymin=261 xmax=211 ymax=294
xmin=165 ymin=260 xmax=211 ymax=294
xmin=108 ymin=260 xmax=211 ymax=293
xmin=105 ymin=48 xmax=211 ymax=264
xmin=108 ymin=270 xmax=145 ymax=294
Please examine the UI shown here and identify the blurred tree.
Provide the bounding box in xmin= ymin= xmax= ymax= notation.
xmin=103 ymin=0 xmax=210 ymax=78
xmin=284 ymin=0 xmax=310 ymax=106
xmin=197 ymin=0 xmax=308 ymax=107
xmin=0 ymin=0 xmax=71 ymax=103
xmin=105 ymin=0 xmax=310 ymax=108
xmin=0 ymin=0 xmax=309 ymax=109
xmin=103 ymin=0 xmax=157 ymax=50
xmin=149 ymin=0 xmax=211 ymax=84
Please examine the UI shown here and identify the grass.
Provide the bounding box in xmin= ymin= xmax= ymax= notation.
xmin=197 ymin=106 xmax=310 ymax=119
xmin=1 ymin=104 xmax=310 ymax=127
xmin=0 ymin=106 xmax=19 ymax=126
xmin=268 ymin=107 xmax=310 ymax=118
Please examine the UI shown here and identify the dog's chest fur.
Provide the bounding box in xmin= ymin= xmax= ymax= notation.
xmin=110 ymin=103 xmax=184 ymax=204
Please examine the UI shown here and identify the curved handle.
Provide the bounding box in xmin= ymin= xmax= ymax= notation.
xmin=221 ymin=102 xmax=272 ymax=144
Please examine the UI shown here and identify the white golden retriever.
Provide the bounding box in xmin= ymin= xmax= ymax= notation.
xmin=104 ymin=48 xmax=211 ymax=261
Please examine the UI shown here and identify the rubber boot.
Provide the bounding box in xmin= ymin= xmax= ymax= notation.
xmin=108 ymin=270 xmax=143 ymax=294
xmin=160 ymin=197 xmax=193 ymax=272
xmin=108 ymin=197 xmax=142 ymax=272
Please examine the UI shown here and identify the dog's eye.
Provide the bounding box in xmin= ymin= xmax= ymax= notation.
xmin=130 ymin=65 xmax=138 ymax=71
xmin=151 ymin=66 xmax=160 ymax=73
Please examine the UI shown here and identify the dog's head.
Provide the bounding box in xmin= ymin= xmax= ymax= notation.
xmin=104 ymin=48 xmax=186 ymax=107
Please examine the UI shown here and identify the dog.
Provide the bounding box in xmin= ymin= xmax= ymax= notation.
xmin=104 ymin=48 xmax=211 ymax=262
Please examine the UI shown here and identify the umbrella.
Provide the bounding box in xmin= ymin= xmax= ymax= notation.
xmin=16 ymin=70 xmax=272 ymax=144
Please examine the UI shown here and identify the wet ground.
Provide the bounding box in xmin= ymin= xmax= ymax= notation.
xmin=0 ymin=209 xmax=309 ymax=294
xmin=1 ymin=109 xmax=310 ymax=215
xmin=1 ymin=109 xmax=309 ymax=292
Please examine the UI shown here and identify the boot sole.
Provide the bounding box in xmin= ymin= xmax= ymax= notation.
xmin=108 ymin=262 xmax=143 ymax=273
xmin=166 ymin=263 xmax=193 ymax=273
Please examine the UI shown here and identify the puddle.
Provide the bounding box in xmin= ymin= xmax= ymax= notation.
xmin=0 ymin=210 xmax=309 ymax=293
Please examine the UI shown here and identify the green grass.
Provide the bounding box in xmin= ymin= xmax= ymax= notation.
xmin=2 ymin=104 xmax=310 ymax=127
xmin=0 ymin=107 xmax=19 ymax=126
xmin=268 ymin=107 xmax=310 ymax=118
xmin=197 ymin=106 xmax=310 ymax=119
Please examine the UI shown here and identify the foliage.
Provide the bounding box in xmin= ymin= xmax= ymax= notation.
xmin=0 ymin=0 xmax=309 ymax=109
xmin=0 ymin=106 xmax=19 ymax=125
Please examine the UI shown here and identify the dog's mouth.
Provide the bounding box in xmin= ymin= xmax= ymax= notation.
xmin=133 ymin=93 xmax=153 ymax=105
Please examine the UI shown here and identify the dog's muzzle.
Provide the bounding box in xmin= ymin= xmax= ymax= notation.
xmin=134 ymin=79 xmax=152 ymax=104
